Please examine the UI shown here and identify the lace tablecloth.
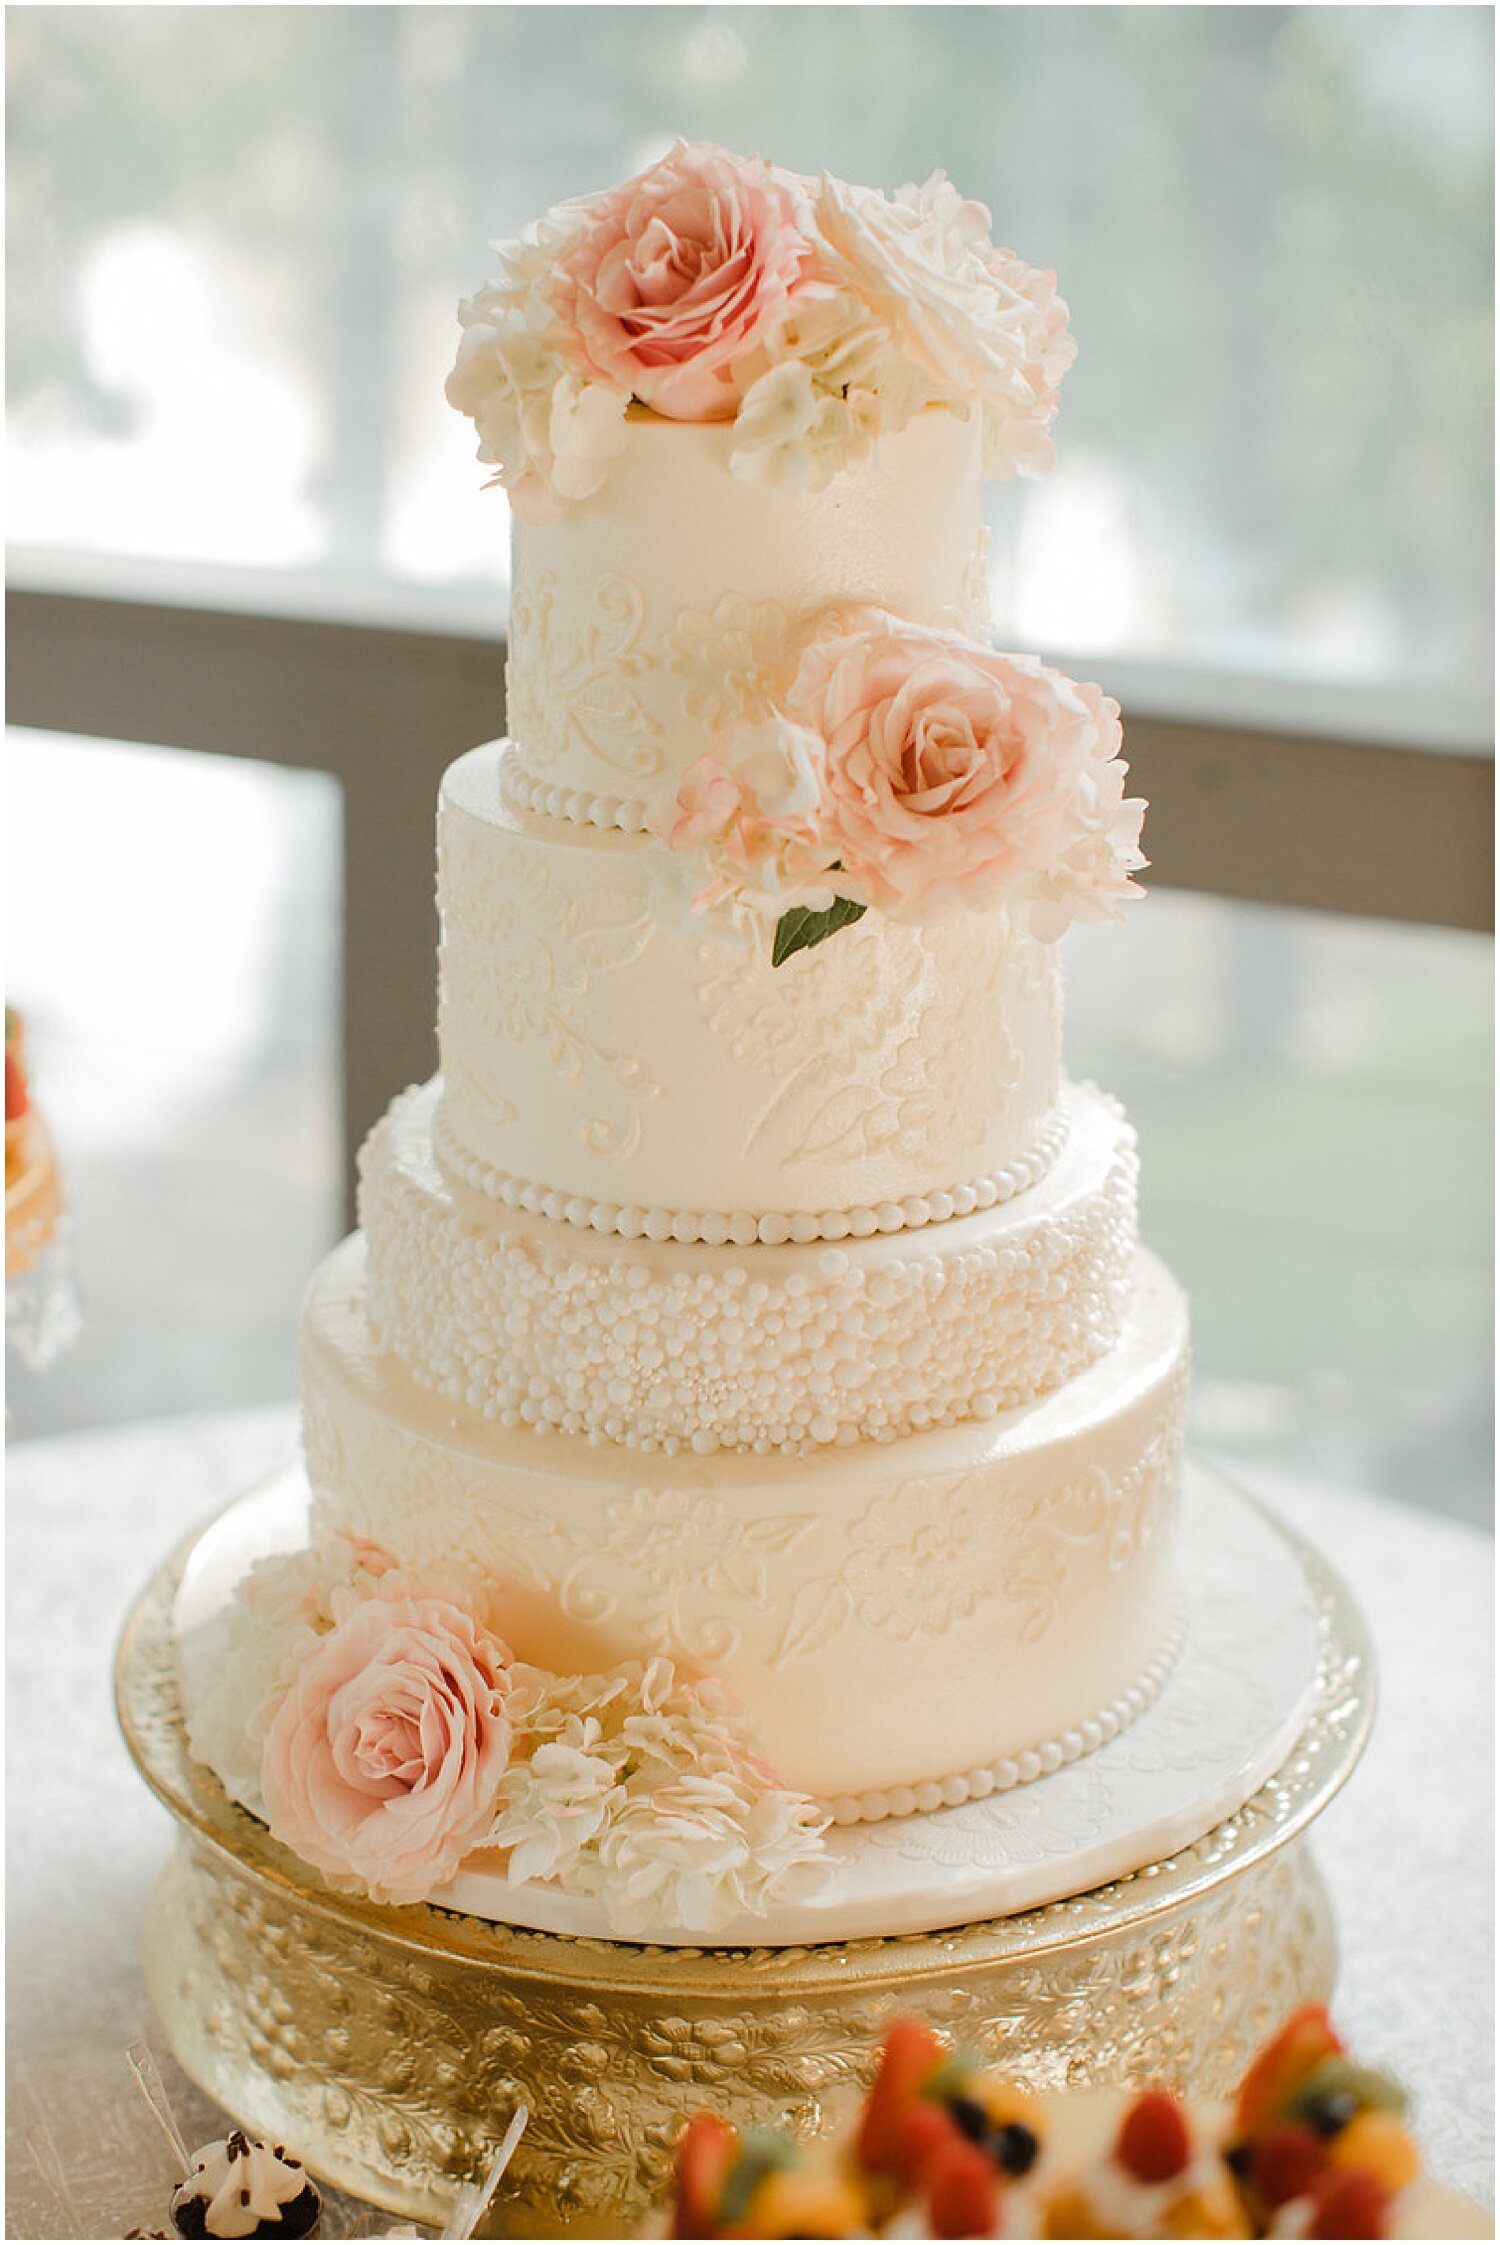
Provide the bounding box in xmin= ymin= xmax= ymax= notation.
xmin=6 ymin=1405 xmax=1494 ymax=2237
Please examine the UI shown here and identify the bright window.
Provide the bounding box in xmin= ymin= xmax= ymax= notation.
xmin=7 ymin=5 xmax=1493 ymax=727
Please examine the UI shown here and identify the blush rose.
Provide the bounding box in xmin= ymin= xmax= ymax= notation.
xmin=260 ymin=1577 xmax=515 ymax=1906
xmin=784 ymin=616 xmax=1116 ymax=921
xmin=548 ymin=141 xmax=813 ymax=420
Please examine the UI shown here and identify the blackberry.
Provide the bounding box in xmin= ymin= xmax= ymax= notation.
xmin=946 ymin=2094 xmax=990 ymax=2144
xmin=992 ymin=2121 xmax=1039 ymax=2176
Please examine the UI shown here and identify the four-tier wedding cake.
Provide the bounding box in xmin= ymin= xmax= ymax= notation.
xmin=177 ymin=143 xmax=1188 ymax=1941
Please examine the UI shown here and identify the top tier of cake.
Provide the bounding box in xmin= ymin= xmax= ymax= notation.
xmin=503 ymin=406 xmax=986 ymax=809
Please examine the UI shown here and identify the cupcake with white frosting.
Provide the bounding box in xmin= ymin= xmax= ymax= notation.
xmin=168 ymin=2131 xmax=319 ymax=2240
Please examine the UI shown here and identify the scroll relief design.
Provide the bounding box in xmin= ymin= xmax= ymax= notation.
xmin=440 ymin=830 xmax=658 ymax=1161
xmin=696 ymin=913 xmax=1024 ymax=1172
xmin=320 ymin=1425 xmax=816 ymax=1672
xmin=773 ymin=1472 xmax=1018 ymax=1663
xmin=541 ymin=1487 xmax=819 ymax=1668
xmin=506 ymin=566 xmax=665 ymax=778
xmin=770 ymin=1383 xmax=1186 ymax=1668
xmin=1004 ymin=1371 xmax=1190 ymax=1648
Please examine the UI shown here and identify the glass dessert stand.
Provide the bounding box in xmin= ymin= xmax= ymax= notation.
xmin=116 ymin=1460 xmax=1373 ymax=2238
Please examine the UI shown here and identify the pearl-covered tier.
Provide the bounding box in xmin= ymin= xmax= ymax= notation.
xmin=360 ymin=1080 xmax=1138 ymax=1455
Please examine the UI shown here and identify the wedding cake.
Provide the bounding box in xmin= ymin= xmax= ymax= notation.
xmin=178 ymin=144 xmax=1188 ymax=1939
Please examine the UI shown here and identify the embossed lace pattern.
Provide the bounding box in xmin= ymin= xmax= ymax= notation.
xmin=438 ymin=821 xmax=661 ymax=1165
xmin=502 ymin=535 xmax=996 ymax=808
xmin=301 ymin=1277 xmax=1190 ymax=1819
xmin=440 ymin=761 xmax=1064 ymax=1214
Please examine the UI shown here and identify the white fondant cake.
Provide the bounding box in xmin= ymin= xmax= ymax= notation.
xmin=175 ymin=143 xmax=1180 ymax=1937
xmin=504 ymin=406 xmax=988 ymax=806
xmin=437 ymin=741 xmax=1063 ymax=1218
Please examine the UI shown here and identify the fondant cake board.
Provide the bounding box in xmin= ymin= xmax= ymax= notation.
xmin=173 ymin=1459 xmax=1322 ymax=1945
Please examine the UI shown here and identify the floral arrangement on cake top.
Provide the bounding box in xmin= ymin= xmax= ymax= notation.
xmin=446 ymin=140 xmax=1074 ymax=520
xmin=652 ymin=609 xmax=1147 ymax=962
xmin=180 ymin=1529 xmax=829 ymax=1933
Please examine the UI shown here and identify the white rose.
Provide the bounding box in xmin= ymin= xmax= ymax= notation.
xmin=809 ymin=171 xmax=1075 ymax=479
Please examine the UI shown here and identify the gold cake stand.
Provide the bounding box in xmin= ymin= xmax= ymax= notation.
xmin=117 ymin=1485 xmax=1373 ymax=2239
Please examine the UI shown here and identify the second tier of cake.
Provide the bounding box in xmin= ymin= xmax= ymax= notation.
xmin=438 ymin=743 xmax=1063 ymax=1223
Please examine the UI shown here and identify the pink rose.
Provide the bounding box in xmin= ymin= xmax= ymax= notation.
xmin=784 ymin=616 xmax=1116 ymax=921
xmin=260 ymin=1577 xmax=514 ymax=1905
xmin=548 ymin=142 xmax=813 ymax=420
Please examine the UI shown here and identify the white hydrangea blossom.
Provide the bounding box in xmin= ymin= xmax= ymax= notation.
xmin=488 ymin=1656 xmax=830 ymax=1933
xmin=180 ymin=1535 xmax=395 ymax=1817
xmin=191 ymin=1556 xmax=829 ymax=1928
xmin=488 ymin=1715 xmax=623 ymax=1885
xmin=730 ymin=284 xmax=900 ymax=494
xmin=445 ymin=205 xmax=629 ymax=525
xmin=1021 ymin=745 xmax=1148 ymax=943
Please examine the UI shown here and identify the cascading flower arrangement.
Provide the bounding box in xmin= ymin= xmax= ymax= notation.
xmin=182 ymin=1529 xmax=829 ymax=1931
xmin=447 ymin=140 xmax=1144 ymax=962
xmin=652 ymin=612 xmax=1147 ymax=961
xmin=446 ymin=139 xmax=1075 ymax=517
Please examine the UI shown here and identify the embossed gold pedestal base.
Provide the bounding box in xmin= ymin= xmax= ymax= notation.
xmin=119 ymin=1492 xmax=1372 ymax=2239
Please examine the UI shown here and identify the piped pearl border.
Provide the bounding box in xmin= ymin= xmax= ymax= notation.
xmin=433 ymin=1103 xmax=1071 ymax=1245
xmin=823 ymin=1602 xmax=1188 ymax=1826
xmin=499 ymin=761 xmax=653 ymax=834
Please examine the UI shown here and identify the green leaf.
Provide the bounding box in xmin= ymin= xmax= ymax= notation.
xmin=771 ymin=895 xmax=867 ymax=968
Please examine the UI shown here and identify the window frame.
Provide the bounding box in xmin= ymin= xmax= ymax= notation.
xmin=7 ymin=564 xmax=1493 ymax=1211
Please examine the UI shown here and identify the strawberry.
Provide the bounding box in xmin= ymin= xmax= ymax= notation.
xmin=856 ymin=2019 xmax=947 ymax=2175
xmin=5 ymin=1050 xmax=28 ymax=1123
xmin=1305 ymin=2167 xmax=1390 ymax=2239
xmin=673 ymin=2114 xmax=738 ymax=2239
xmin=893 ymin=2102 xmax=964 ymax=2191
xmin=1236 ymin=2007 xmax=1346 ymax=2138
xmin=1116 ymin=2088 xmax=1192 ymax=2182
xmin=1250 ymin=2124 xmax=1329 ymax=2209
xmin=1248 ymin=2119 xmax=1329 ymax=2209
xmin=925 ymin=2138 xmax=1000 ymax=2239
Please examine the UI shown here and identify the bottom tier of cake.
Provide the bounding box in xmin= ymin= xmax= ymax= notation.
xmin=118 ymin=1465 xmax=1378 ymax=2237
xmin=297 ymin=1235 xmax=1190 ymax=1815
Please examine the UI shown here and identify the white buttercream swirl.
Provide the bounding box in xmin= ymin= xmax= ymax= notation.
xmin=171 ymin=2132 xmax=315 ymax=2240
